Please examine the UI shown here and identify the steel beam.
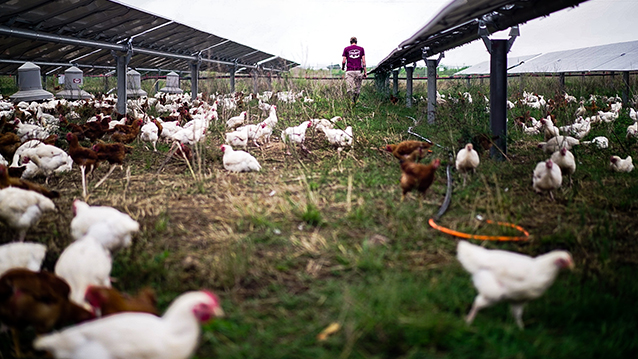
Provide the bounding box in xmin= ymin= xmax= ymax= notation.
xmin=405 ymin=66 xmax=414 ymax=108
xmin=489 ymin=40 xmax=508 ymax=161
xmin=392 ymin=70 xmax=399 ymax=96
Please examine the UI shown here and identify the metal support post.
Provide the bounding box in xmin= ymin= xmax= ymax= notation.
xmin=155 ymin=69 xmax=160 ymax=93
xmin=622 ymin=71 xmax=630 ymax=105
xmin=559 ymin=72 xmax=565 ymax=91
xmin=405 ymin=66 xmax=414 ymax=108
xmin=392 ymin=70 xmax=399 ymax=96
xmin=112 ymin=50 xmax=132 ymax=115
xmin=190 ymin=60 xmax=200 ymax=97
xmin=374 ymin=71 xmax=389 ymax=97
xmin=252 ymin=69 xmax=259 ymax=94
xmin=480 ymin=24 xmax=518 ymax=161
xmin=230 ymin=64 xmax=236 ymax=93
xmin=423 ymin=49 xmax=444 ymax=124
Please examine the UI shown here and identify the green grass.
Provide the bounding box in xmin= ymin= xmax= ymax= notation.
xmin=1 ymin=75 xmax=637 ymax=358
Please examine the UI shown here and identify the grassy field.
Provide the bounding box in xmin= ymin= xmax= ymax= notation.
xmin=1 ymin=75 xmax=637 ymax=359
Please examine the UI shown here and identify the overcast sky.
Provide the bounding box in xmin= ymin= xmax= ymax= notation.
xmin=119 ymin=0 xmax=637 ymax=70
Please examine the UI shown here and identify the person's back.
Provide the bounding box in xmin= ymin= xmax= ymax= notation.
xmin=342 ymin=37 xmax=366 ymax=105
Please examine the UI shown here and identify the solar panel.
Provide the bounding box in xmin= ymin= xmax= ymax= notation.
xmin=372 ymin=0 xmax=589 ymax=73
xmin=456 ymin=40 xmax=638 ymax=74
xmin=0 ymin=0 xmax=298 ymax=75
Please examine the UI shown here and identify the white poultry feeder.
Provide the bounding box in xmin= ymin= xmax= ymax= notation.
xmin=159 ymin=71 xmax=183 ymax=94
xmin=9 ymin=62 xmax=54 ymax=102
xmin=126 ymin=69 xmax=147 ymax=98
xmin=56 ymin=66 xmax=94 ymax=99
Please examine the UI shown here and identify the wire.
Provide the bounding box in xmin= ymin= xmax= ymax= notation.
xmin=404 ymin=122 xmax=529 ymax=241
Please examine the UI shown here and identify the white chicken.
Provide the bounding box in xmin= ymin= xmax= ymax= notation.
xmin=609 ymin=155 xmax=634 ymax=173
xmin=455 ymin=143 xmax=480 ymax=173
xmin=225 ymin=127 xmax=249 ymax=149
xmin=455 ymin=143 xmax=480 ymax=186
xmin=281 ymin=120 xmax=312 ymax=153
xmin=550 ymin=148 xmax=576 ymax=182
xmin=55 ymin=235 xmax=112 ymax=307
xmin=0 ymin=242 xmax=46 ymax=276
xmin=220 ymin=145 xmax=261 ymax=172
xmin=14 ymin=119 xmax=50 ymax=142
xmin=19 ymin=144 xmax=73 ymax=183
xmin=457 ymin=240 xmax=573 ymax=329
xmin=581 ymin=136 xmax=608 ymax=149
xmin=261 ymin=105 xmax=278 ymax=128
xmin=0 ymin=187 xmax=56 ymax=241
xmin=540 ymin=116 xmax=560 ymax=140
xmin=629 ymin=108 xmax=638 ymax=122
xmin=532 ymin=159 xmax=562 ymax=200
xmin=34 ymin=291 xmax=224 ymax=359
xmin=158 ymin=120 xmax=183 ymax=140
xmin=140 ymin=120 xmax=161 ymax=151
xmin=254 ymin=123 xmax=273 ymax=146
xmin=168 ymin=126 xmax=206 ymax=146
xmin=538 ymin=136 xmax=579 ymax=153
xmin=70 ymin=200 xmax=139 ymax=252
xmin=226 ymin=111 xmax=247 ymax=129
xmin=311 ymin=116 xmax=342 ymax=132
xmin=322 ymin=126 xmax=353 ymax=150
xmin=627 ymin=122 xmax=638 ymax=139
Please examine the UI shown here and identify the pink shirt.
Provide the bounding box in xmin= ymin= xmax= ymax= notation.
xmin=342 ymin=45 xmax=365 ymax=71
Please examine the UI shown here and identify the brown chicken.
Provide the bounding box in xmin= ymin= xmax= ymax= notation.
xmin=0 ymin=132 xmax=21 ymax=159
xmin=400 ymin=157 xmax=441 ymax=201
xmin=91 ymin=141 xmax=133 ymax=188
xmin=0 ymin=164 xmax=60 ymax=199
xmin=66 ymin=132 xmax=99 ymax=198
xmin=384 ymin=140 xmax=433 ymax=162
xmin=59 ymin=114 xmax=85 ymax=140
xmin=84 ymin=286 xmax=159 ymax=317
xmin=110 ymin=118 xmax=143 ymax=144
xmin=82 ymin=115 xmax=111 ymax=142
xmin=0 ymin=268 xmax=94 ymax=356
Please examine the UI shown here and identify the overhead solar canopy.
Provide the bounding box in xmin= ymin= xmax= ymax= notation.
xmin=372 ymin=0 xmax=589 ymax=74
xmin=0 ymin=0 xmax=298 ymax=76
xmin=456 ymin=40 xmax=638 ymax=74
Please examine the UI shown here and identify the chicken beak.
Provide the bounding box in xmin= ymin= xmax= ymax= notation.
xmin=213 ymin=306 xmax=225 ymax=318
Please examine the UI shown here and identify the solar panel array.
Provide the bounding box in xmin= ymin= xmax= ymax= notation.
xmin=456 ymin=40 xmax=638 ymax=75
xmin=372 ymin=0 xmax=589 ymax=74
xmin=0 ymin=0 xmax=298 ymax=76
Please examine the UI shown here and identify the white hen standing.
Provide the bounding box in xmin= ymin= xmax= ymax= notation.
xmin=226 ymin=111 xmax=247 ymax=129
xmin=0 ymin=187 xmax=56 ymax=241
xmin=455 ymin=143 xmax=480 ymax=173
xmin=457 ymin=240 xmax=573 ymax=329
xmin=281 ymin=120 xmax=312 ymax=153
xmin=140 ymin=120 xmax=160 ymax=151
xmin=455 ymin=143 xmax=480 ymax=186
xmin=33 ymin=291 xmax=224 ymax=359
xmin=0 ymin=242 xmax=47 ymax=276
xmin=532 ymin=159 xmax=562 ymax=200
xmin=70 ymin=199 xmax=139 ymax=251
xmin=220 ymin=145 xmax=261 ymax=172
xmin=322 ymin=126 xmax=353 ymax=149
xmin=550 ymin=148 xmax=576 ymax=183
xmin=54 ymin=235 xmax=113 ymax=307
xmin=610 ymin=155 xmax=634 ymax=173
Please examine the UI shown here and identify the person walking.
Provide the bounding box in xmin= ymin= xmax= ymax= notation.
xmin=342 ymin=37 xmax=366 ymax=105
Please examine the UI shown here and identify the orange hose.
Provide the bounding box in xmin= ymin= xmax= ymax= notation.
xmin=428 ymin=218 xmax=529 ymax=241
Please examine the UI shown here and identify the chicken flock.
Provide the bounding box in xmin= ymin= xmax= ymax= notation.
xmin=0 ymin=86 xmax=635 ymax=357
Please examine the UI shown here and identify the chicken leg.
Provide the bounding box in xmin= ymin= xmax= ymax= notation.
xmin=80 ymin=164 xmax=88 ymax=198
xmin=510 ymin=303 xmax=526 ymax=329
xmin=94 ymin=164 xmax=122 ymax=189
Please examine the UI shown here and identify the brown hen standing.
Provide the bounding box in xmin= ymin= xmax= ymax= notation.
xmin=0 ymin=268 xmax=94 ymax=357
xmin=84 ymin=285 xmax=159 ymax=317
xmin=92 ymin=142 xmax=133 ymax=188
xmin=384 ymin=140 xmax=433 ymax=162
xmin=400 ymin=157 xmax=441 ymax=202
xmin=66 ymin=132 xmax=99 ymax=198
